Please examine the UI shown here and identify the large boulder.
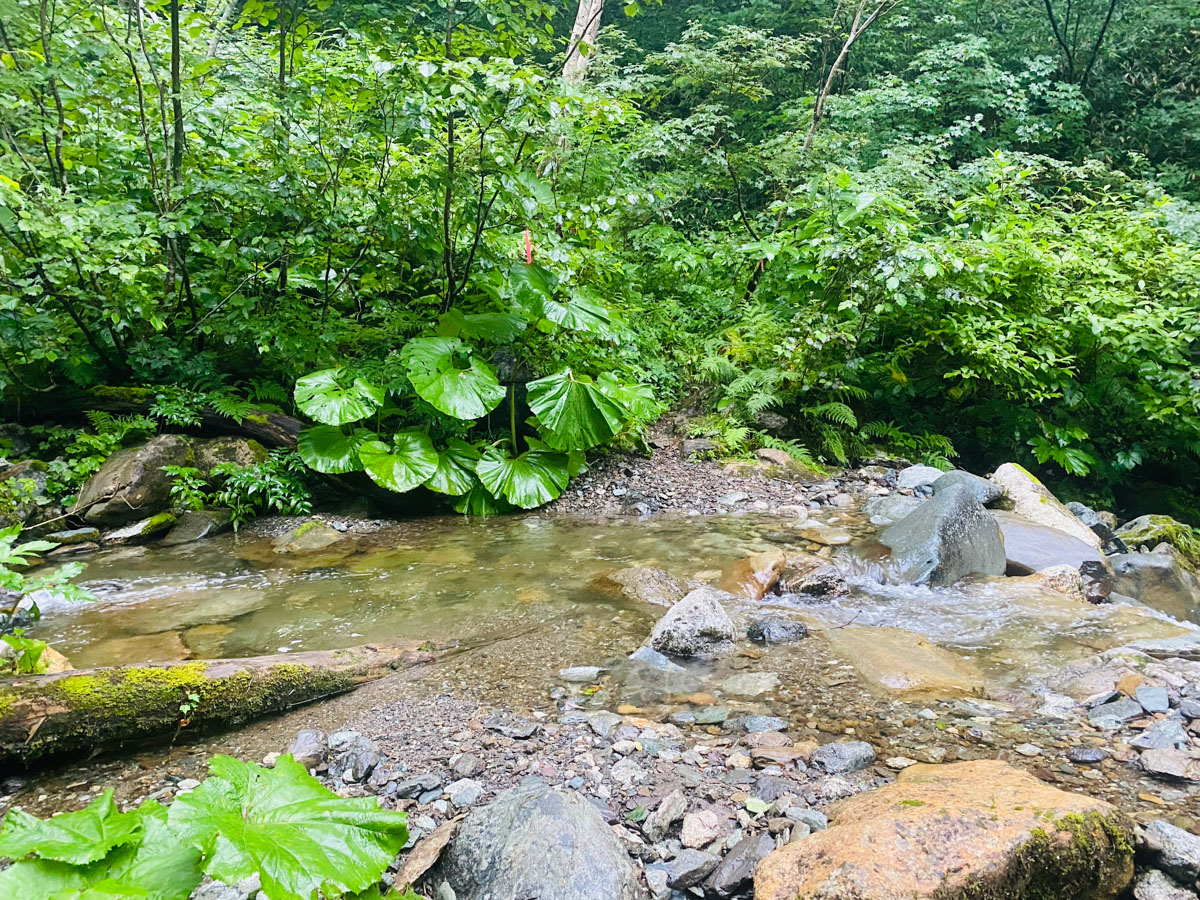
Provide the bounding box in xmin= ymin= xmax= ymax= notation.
xmin=589 ymin=567 xmax=687 ymax=607
xmin=991 ymin=511 xmax=1109 ymax=575
xmin=191 ymin=436 xmax=268 ymax=479
xmin=426 ymin=782 xmax=642 ymax=900
xmin=754 ymin=760 xmax=1134 ymax=900
xmin=648 ymin=587 xmax=736 ymax=658
xmin=822 ymin=626 xmax=987 ymax=701
xmin=990 ymin=463 xmax=1101 ymax=549
xmin=880 ymin=484 xmax=1006 ymax=586
xmin=75 ymin=435 xmax=191 ymax=527
xmin=1111 ymin=553 xmax=1200 ymax=623
xmin=1116 ymin=515 xmax=1200 ymax=563
xmin=932 ymin=470 xmax=1005 ymax=507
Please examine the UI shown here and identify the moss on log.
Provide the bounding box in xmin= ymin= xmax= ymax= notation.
xmin=0 ymin=643 xmax=431 ymax=767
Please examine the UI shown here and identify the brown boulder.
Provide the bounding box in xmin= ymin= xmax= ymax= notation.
xmin=754 ymin=760 xmax=1133 ymax=900
xmin=589 ymin=567 xmax=687 ymax=607
xmin=718 ymin=551 xmax=786 ymax=601
xmin=822 ymin=626 xmax=987 ymax=701
xmin=75 ymin=434 xmax=191 ymax=526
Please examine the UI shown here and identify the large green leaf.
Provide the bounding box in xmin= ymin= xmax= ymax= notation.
xmin=426 ymin=439 xmax=482 ymax=496
xmin=358 ymin=431 xmax=438 ymax=493
xmin=542 ymin=294 xmax=619 ymax=339
xmin=475 ymin=448 xmax=569 ymax=508
xmin=450 ymin=479 xmax=512 ymax=516
xmin=598 ymin=374 xmax=658 ymax=421
xmin=168 ymin=755 xmax=409 ymax=900
xmin=297 ymin=426 xmax=370 ymax=474
xmin=526 ymin=369 xmax=630 ymax=451
xmin=508 ymin=262 xmax=555 ymax=305
xmin=435 ymin=309 xmax=527 ymax=342
xmin=0 ymin=805 xmax=202 ymax=900
xmin=294 ymin=368 xmax=384 ymax=426
xmin=400 ymin=337 xmax=505 ymax=421
xmin=0 ymin=789 xmax=141 ymax=865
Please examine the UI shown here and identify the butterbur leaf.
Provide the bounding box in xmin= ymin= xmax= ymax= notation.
xmin=427 ymin=439 xmax=482 ymax=496
xmin=526 ymin=369 xmax=629 ymax=451
xmin=0 ymin=789 xmax=141 ymax=865
xmin=541 ymin=294 xmax=619 ymax=339
xmin=450 ymin=480 xmax=511 ymax=516
xmin=597 ymin=374 xmax=657 ymax=421
xmin=294 ymin=368 xmax=384 ymax=426
xmin=508 ymin=262 xmax=554 ymax=305
xmin=401 ymin=337 xmax=505 ymax=421
xmin=476 ymin=448 xmax=569 ymax=509
xmin=358 ymin=431 xmax=438 ymax=493
xmin=436 ymin=310 xmax=527 ymax=342
xmin=168 ymin=755 xmax=408 ymax=900
xmin=297 ymin=426 xmax=369 ymax=474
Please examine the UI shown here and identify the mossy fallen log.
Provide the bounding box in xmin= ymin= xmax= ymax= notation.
xmin=0 ymin=643 xmax=431 ymax=768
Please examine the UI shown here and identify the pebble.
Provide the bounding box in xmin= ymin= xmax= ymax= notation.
xmin=1014 ymin=743 xmax=1042 ymax=757
xmin=1137 ymin=686 xmax=1172 ymax=714
xmin=665 ymin=848 xmax=721 ymax=888
xmin=810 ymin=741 xmax=875 ymax=775
xmin=643 ymin=789 xmax=687 ymax=842
xmin=744 ymin=715 xmax=788 ymax=733
xmin=451 ymin=753 xmax=485 ymax=779
xmin=694 ymin=706 xmax=730 ymax=725
xmin=445 ymin=778 xmax=484 ymax=808
xmin=1067 ymin=747 xmax=1106 ymax=765
xmin=680 ymin=810 xmax=725 ymax=848
xmin=559 ymin=666 xmax=604 ymax=683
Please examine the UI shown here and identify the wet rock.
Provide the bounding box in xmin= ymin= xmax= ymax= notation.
xmin=823 ymin=626 xmax=986 ymax=701
xmin=83 ymin=631 xmax=189 ymax=662
xmin=76 ymin=434 xmax=190 ymax=527
xmin=589 ymin=567 xmax=686 ymax=608
xmin=789 ymin=565 xmax=848 ymax=596
xmin=1088 ymin=697 xmax=1145 ymax=727
xmin=647 ymin=587 xmax=736 ymax=659
xmin=992 ymin=511 xmax=1109 ymax=575
xmin=1081 ymin=559 xmax=1115 ymax=602
xmin=861 ymin=494 xmax=923 ymax=524
xmin=794 ymin=523 xmax=852 ymax=546
xmin=1140 ymin=749 xmax=1200 ymax=782
xmin=880 ymin=484 xmax=1005 ymax=586
xmin=1067 ymin=747 xmax=1106 ymax=765
xmin=446 ymin=778 xmax=484 ymax=808
xmin=428 ymin=782 xmax=641 ymax=900
xmin=45 ymin=527 xmax=100 ymax=546
xmin=897 ymin=465 xmax=944 ymax=490
xmin=932 ymin=470 xmax=1005 ymax=507
xmin=1141 ymin=820 xmax=1200 ymax=884
xmin=990 ymin=463 xmax=1102 ymax=549
xmin=559 ymin=665 xmax=604 ymax=683
xmin=1111 ymin=553 xmax=1200 ymax=623
xmin=723 ymin=672 xmax=780 ymax=697
xmin=810 ymin=741 xmax=875 ymax=775
xmin=747 ymin=616 xmax=809 ymax=645
xmin=680 ymin=810 xmax=725 ymax=849
xmin=718 ymin=550 xmax=786 ymax=601
xmin=627 ymin=645 xmax=685 ymax=673
xmin=272 ymin=520 xmax=345 ymax=554
xmin=754 ymin=760 xmax=1134 ymax=900
xmin=666 ymin=848 xmax=721 ymax=889
xmin=160 ymin=509 xmax=233 ymax=547
xmin=102 ymin=513 xmax=178 ymax=546
xmin=287 ymin=729 xmax=328 ymax=769
xmin=1066 ymin=501 xmax=1118 ymax=544
xmin=1132 ymin=870 xmax=1195 ymax=900
xmin=707 ymin=832 xmax=774 ymax=897
xmin=1031 ymin=564 xmax=1087 ymax=600
xmin=643 ymin=788 xmax=687 ymax=842
xmin=694 ymin=706 xmax=730 ymax=725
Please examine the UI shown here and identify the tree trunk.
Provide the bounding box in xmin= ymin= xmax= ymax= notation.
xmin=563 ymin=0 xmax=604 ymax=83
xmin=0 ymin=643 xmax=432 ymax=767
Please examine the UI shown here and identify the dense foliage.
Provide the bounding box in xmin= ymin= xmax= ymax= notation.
xmin=1 ymin=0 xmax=1197 ymax=511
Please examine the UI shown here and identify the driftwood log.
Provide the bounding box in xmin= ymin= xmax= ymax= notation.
xmin=0 ymin=643 xmax=431 ymax=768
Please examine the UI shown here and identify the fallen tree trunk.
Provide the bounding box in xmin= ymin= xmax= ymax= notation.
xmin=0 ymin=643 xmax=432 ymax=768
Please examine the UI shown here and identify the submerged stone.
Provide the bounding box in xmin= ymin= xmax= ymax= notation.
xmin=880 ymin=484 xmax=1005 ymax=586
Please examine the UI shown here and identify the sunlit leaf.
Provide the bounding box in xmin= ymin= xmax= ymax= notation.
xmin=526 ymin=369 xmax=629 ymax=451
xmin=297 ymin=426 xmax=369 ymax=474
xmin=294 ymin=369 xmax=384 ymax=427
xmin=358 ymin=432 xmax=439 ymax=493
xmin=0 ymin=790 xmax=141 ymax=865
xmin=401 ymin=337 xmax=505 ymax=421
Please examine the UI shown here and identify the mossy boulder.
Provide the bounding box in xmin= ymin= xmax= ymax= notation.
xmin=1116 ymin=515 xmax=1200 ymax=564
xmin=75 ymin=434 xmax=190 ymax=527
xmin=191 ymin=436 xmax=269 ymax=480
xmin=754 ymin=759 xmax=1134 ymax=900
xmin=990 ymin=463 xmax=1102 ymax=550
xmin=102 ymin=512 xmax=177 ymax=545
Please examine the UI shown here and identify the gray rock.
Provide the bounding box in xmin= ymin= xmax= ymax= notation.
xmin=189 ymin=880 xmax=243 ymax=900
xmin=343 ymin=749 xmax=383 ymax=783
xmin=446 ymin=778 xmax=484 ymax=808
xmin=785 ymin=808 xmax=828 ymax=831
xmin=861 ymin=494 xmax=924 ymax=524
xmin=1130 ymin=719 xmax=1190 ymax=750
xmin=559 ymin=666 xmax=604 ymax=683
xmin=665 ymin=848 xmax=720 ymax=889
xmin=585 ymin=711 xmax=623 ymax=739
xmin=744 ymin=715 xmax=787 ymax=733
xmin=451 ymin=753 xmax=485 ymax=779
xmin=428 ymin=782 xmax=641 ymax=900
xmin=102 ymin=513 xmax=177 ymax=546
xmin=328 ymin=729 xmax=362 ymax=751
xmin=747 ymin=616 xmax=808 ymax=645
xmin=45 ymin=527 xmax=101 ymax=546
xmin=161 ymin=509 xmax=233 ymax=546
xmin=682 ymin=439 xmax=716 ymax=456
xmin=592 ymin=567 xmax=686 ymax=608
xmin=723 ymin=672 xmax=780 ymax=697
xmin=706 ymin=832 xmax=774 ymax=897
xmin=810 ymin=741 xmax=875 ymax=774
xmin=1133 ymin=870 xmax=1195 ymax=900
xmin=990 ymin=463 xmax=1102 ymax=549
xmin=1066 ymin=501 xmax=1117 ymax=543
xmin=287 ymin=729 xmax=328 ymax=769
xmin=694 ymin=706 xmax=730 ymax=725
xmin=645 ymin=866 xmax=670 ymax=900
xmin=628 ymin=645 xmax=685 ymax=672
xmin=1180 ymin=698 xmax=1200 ymax=720
xmin=932 ymin=470 xmax=1005 ymax=507
xmin=897 ymin=465 xmax=944 ymax=490
xmin=1142 ymin=820 xmax=1200 ymax=884
xmin=396 ymin=773 xmax=443 ymax=799
xmin=642 ymin=788 xmax=687 ymax=842
xmin=272 ymin=520 xmax=344 ymax=554
xmin=1137 ymin=685 xmax=1172 ymax=714
xmin=1088 ymin=698 xmax=1144 ymax=726
xmin=1067 ymin=747 xmax=1106 ymax=765
xmin=1140 ymin=749 xmax=1200 ymax=782
xmin=717 ymin=492 xmax=750 ymax=506
xmin=76 ymin=434 xmax=191 ymax=526
xmin=648 ymin=587 xmax=736 ymax=659
xmin=880 ymin=484 xmax=1006 ymax=586
xmin=991 ymin=511 xmax=1109 ymax=575
xmin=1111 ymin=553 xmax=1200 ymax=623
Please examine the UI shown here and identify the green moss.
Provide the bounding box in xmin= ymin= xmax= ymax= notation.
xmin=140 ymin=512 xmax=177 ymax=535
xmin=246 ymin=440 xmax=269 ymax=462
xmin=291 ymin=520 xmax=325 ymax=538
xmin=89 ymin=386 xmax=157 ymax=403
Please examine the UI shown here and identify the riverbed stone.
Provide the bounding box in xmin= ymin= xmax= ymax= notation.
xmin=643 ymin=788 xmax=687 ymax=842
xmin=589 ymin=567 xmax=686 ymax=607
xmin=718 ymin=550 xmax=786 ymax=601
xmin=1111 ymin=553 xmax=1200 ymax=623
xmin=76 ymin=434 xmax=191 ymax=527
xmin=1129 ymin=718 xmax=1190 ymax=750
xmin=1132 ymin=870 xmax=1195 ymax=900
xmin=809 ymin=740 xmax=875 ymax=774
xmin=723 ymin=672 xmax=780 ymax=697
xmin=990 ymin=462 xmax=1103 ymax=549
xmin=897 ymin=465 xmax=944 ymax=490
xmin=991 ymin=511 xmax=1109 ymax=575
xmin=160 ymin=509 xmax=233 ymax=546
xmin=446 ymin=778 xmax=484 ymax=808
xmin=744 ymin=715 xmax=787 ymax=733
xmin=102 ymin=513 xmax=178 ymax=545
xmin=666 ymin=849 xmax=721 ymax=889
xmin=428 ymin=782 xmax=641 ymax=900
xmin=288 ymin=729 xmax=328 ymax=769
xmin=794 ymin=522 xmax=852 ymax=546
xmin=747 ymin=616 xmax=809 ymax=644
xmin=932 ymin=470 xmax=1005 ymax=506
xmin=45 ymin=527 xmax=100 ymax=546
xmin=1088 ymin=697 xmax=1145 ymax=727
xmin=880 ymin=483 xmax=1005 ymax=586
xmin=1141 ymin=820 xmax=1200 ymax=884
xmin=272 ymin=520 xmax=345 ymax=554
xmin=681 ymin=810 xmax=725 ymax=848
xmin=1140 ymin=748 xmax=1200 ymax=782
xmin=559 ymin=665 xmax=604 ymax=683
xmin=861 ymin=494 xmax=923 ymax=524
xmin=707 ymin=832 xmax=774 ymax=897
xmin=191 ymin=436 xmax=268 ymax=478
xmin=648 ymin=587 xmax=736 ymax=659
xmin=1116 ymin=515 xmax=1199 ymax=559
xmin=753 ymin=759 xmax=1134 ymax=900
xmin=822 ymin=626 xmax=986 ymax=701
